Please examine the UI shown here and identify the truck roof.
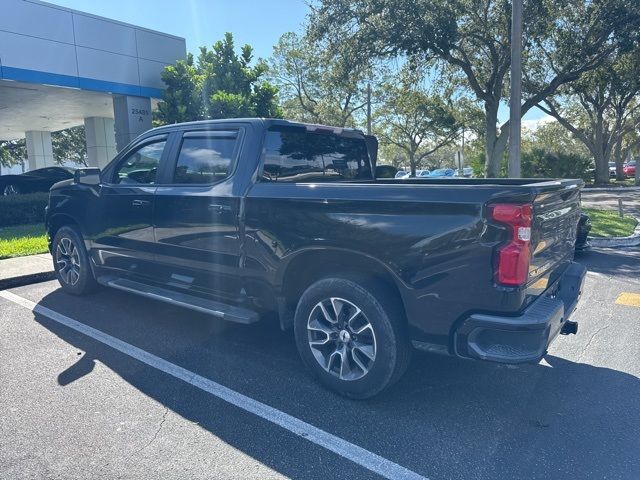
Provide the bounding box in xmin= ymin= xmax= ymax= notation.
xmin=148 ymin=118 xmax=366 ymax=137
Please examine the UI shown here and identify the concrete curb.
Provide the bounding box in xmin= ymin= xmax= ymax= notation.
xmin=0 ymin=270 xmax=56 ymax=290
xmin=588 ymin=216 xmax=640 ymax=248
xmin=582 ymin=186 xmax=640 ymax=192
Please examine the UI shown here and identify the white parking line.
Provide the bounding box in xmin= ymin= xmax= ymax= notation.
xmin=586 ymin=271 xmax=609 ymax=279
xmin=0 ymin=290 xmax=426 ymax=480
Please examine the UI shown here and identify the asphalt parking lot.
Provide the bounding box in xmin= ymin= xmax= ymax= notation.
xmin=1 ymin=247 xmax=639 ymax=480
xmin=581 ymin=190 xmax=640 ymax=218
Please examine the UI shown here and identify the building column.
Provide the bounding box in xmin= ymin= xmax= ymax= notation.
xmin=84 ymin=117 xmax=117 ymax=169
xmin=112 ymin=95 xmax=153 ymax=152
xmin=26 ymin=131 xmax=54 ymax=170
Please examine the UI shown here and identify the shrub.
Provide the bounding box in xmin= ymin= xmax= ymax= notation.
xmin=521 ymin=148 xmax=593 ymax=181
xmin=468 ymin=147 xmax=593 ymax=180
xmin=469 ymin=153 xmax=487 ymax=177
xmin=0 ymin=193 xmax=49 ymax=227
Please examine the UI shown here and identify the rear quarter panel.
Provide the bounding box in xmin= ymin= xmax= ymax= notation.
xmin=243 ymin=182 xmax=536 ymax=345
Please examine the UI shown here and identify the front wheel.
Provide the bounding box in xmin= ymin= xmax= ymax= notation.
xmin=52 ymin=225 xmax=99 ymax=295
xmin=294 ymin=277 xmax=411 ymax=399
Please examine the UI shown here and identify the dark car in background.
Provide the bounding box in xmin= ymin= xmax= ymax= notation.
xmin=0 ymin=166 xmax=75 ymax=195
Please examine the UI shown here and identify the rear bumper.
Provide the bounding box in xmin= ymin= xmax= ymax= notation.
xmin=454 ymin=262 xmax=587 ymax=364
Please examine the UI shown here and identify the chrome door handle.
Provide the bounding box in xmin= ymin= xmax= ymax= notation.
xmin=208 ymin=204 xmax=230 ymax=213
xmin=131 ymin=199 xmax=150 ymax=207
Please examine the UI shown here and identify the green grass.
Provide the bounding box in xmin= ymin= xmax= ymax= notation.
xmin=582 ymin=208 xmax=638 ymax=238
xmin=0 ymin=223 xmax=48 ymax=259
xmin=584 ymin=178 xmax=636 ymax=188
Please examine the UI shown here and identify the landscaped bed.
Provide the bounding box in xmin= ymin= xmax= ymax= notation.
xmin=0 ymin=223 xmax=48 ymax=259
xmin=582 ymin=208 xmax=638 ymax=238
xmin=583 ymin=179 xmax=637 ymax=188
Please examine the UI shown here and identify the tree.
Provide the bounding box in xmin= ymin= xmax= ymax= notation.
xmin=524 ymin=120 xmax=590 ymax=158
xmin=156 ymin=33 xmax=282 ymax=125
xmin=538 ymin=50 xmax=640 ymax=185
xmin=0 ymin=139 xmax=26 ymax=167
xmin=269 ymin=32 xmax=377 ymax=127
xmin=309 ymin=0 xmax=640 ymax=176
xmin=156 ymin=53 xmax=202 ymax=124
xmin=375 ymin=71 xmax=460 ymax=176
xmin=521 ymin=148 xmax=593 ymax=180
xmin=521 ymin=124 xmax=593 ymax=180
xmin=52 ymin=126 xmax=87 ymax=166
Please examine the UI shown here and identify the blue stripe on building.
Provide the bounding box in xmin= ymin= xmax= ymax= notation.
xmin=0 ymin=66 xmax=163 ymax=99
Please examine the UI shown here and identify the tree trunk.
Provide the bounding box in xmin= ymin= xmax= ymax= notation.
xmin=484 ymin=101 xmax=509 ymax=177
xmin=592 ymin=149 xmax=610 ymax=186
xmin=409 ymin=152 xmax=417 ymax=177
xmin=592 ymin=115 xmax=611 ymax=186
xmin=614 ymin=141 xmax=625 ymax=181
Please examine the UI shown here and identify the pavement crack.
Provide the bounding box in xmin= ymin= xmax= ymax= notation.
xmin=578 ymin=323 xmax=611 ymax=362
xmin=136 ymin=407 xmax=169 ymax=454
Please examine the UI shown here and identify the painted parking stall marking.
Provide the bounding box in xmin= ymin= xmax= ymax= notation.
xmin=615 ymin=292 xmax=640 ymax=308
xmin=0 ymin=290 xmax=427 ymax=480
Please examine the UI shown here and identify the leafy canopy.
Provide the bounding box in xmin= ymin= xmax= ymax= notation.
xmin=156 ymin=33 xmax=282 ymax=124
xmin=309 ymin=0 xmax=640 ymax=176
xmin=539 ymin=48 xmax=640 ymax=184
xmin=269 ymin=31 xmax=377 ymax=127
xmin=375 ymin=68 xmax=461 ymax=175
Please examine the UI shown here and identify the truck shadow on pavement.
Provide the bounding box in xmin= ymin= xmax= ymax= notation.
xmin=33 ymin=287 xmax=640 ymax=480
xmin=576 ymin=247 xmax=640 ymax=282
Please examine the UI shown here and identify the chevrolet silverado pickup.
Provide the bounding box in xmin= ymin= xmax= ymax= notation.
xmin=46 ymin=118 xmax=586 ymax=398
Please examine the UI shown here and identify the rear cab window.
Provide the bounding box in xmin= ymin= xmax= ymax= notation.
xmin=261 ymin=125 xmax=373 ymax=182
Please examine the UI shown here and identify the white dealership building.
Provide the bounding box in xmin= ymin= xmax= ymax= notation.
xmin=0 ymin=0 xmax=186 ymax=173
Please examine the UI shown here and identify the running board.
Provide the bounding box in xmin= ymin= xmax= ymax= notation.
xmin=97 ymin=276 xmax=259 ymax=324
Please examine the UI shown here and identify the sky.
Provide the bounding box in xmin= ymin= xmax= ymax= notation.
xmin=49 ymin=0 xmax=310 ymax=60
xmin=49 ymin=0 xmax=546 ymax=124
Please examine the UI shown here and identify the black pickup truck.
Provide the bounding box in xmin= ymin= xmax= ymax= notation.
xmin=46 ymin=118 xmax=586 ymax=398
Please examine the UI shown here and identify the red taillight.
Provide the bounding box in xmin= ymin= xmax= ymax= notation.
xmin=490 ymin=203 xmax=533 ymax=286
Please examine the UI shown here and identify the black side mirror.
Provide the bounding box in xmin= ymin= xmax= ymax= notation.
xmin=74 ymin=168 xmax=101 ymax=186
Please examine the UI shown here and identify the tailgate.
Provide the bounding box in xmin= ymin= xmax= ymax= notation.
xmin=528 ymin=186 xmax=581 ymax=286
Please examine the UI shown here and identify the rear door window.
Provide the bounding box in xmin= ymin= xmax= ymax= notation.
xmin=262 ymin=126 xmax=373 ymax=182
xmin=172 ymin=133 xmax=237 ymax=184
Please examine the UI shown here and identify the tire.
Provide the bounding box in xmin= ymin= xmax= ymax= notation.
xmin=3 ymin=183 xmax=20 ymax=195
xmin=52 ymin=225 xmax=99 ymax=295
xmin=294 ymin=277 xmax=411 ymax=399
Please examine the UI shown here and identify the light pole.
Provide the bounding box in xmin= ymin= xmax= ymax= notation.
xmin=366 ymin=82 xmax=372 ymax=135
xmin=508 ymin=0 xmax=523 ymax=178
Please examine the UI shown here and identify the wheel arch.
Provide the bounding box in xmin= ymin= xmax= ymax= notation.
xmin=277 ymin=248 xmax=408 ymax=331
xmin=47 ymin=213 xmax=82 ymax=248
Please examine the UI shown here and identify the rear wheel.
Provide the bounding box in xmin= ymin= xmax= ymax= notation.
xmin=52 ymin=226 xmax=98 ymax=295
xmin=294 ymin=277 xmax=411 ymax=399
